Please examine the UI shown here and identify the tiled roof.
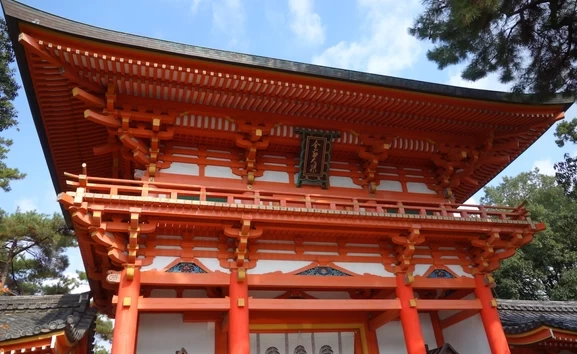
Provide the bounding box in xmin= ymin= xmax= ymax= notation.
xmin=2 ymin=0 xmax=575 ymax=107
xmin=0 ymin=292 xmax=97 ymax=343
xmin=498 ymin=299 xmax=577 ymax=334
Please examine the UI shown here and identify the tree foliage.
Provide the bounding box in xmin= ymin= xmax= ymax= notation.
xmin=0 ymin=209 xmax=76 ymax=295
xmin=410 ymin=0 xmax=577 ymax=98
xmin=481 ymin=170 xmax=577 ymax=300
xmin=0 ymin=19 xmax=23 ymax=192
xmin=554 ymin=118 xmax=577 ymax=200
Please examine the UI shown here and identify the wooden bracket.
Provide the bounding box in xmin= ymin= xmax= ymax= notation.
xmin=358 ymin=135 xmax=392 ymax=194
xmin=125 ymin=208 xmax=142 ymax=280
xmin=224 ymin=217 xmax=263 ymax=272
xmin=392 ymin=227 xmax=424 ymax=272
xmin=235 ymin=122 xmax=272 ymax=186
xmin=431 ymin=137 xmax=511 ymax=199
xmin=471 ymin=228 xmax=534 ymax=274
xmin=77 ymin=87 xmax=176 ymax=178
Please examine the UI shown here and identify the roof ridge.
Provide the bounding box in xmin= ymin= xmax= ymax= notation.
xmin=1 ymin=0 xmax=574 ymax=107
xmin=0 ymin=292 xmax=91 ymax=311
xmin=498 ymin=299 xmax=577 ymax=306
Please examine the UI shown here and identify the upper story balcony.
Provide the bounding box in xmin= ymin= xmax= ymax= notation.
xmin=61 ymin=171 xmax=540 ymax=238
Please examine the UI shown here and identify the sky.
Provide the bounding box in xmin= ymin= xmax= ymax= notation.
xmin=1 ymin=0 xmax=576 ymax=281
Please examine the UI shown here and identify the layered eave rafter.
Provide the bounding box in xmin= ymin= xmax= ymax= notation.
xmin=3 ymin=8 xmax=572 ymax=202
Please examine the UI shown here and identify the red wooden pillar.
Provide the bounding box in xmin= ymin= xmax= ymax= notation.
xmin=475 ymin=274 xmax=510 ymax=354
xmin=111 ymin=268 xmax=140 ymax=354
xmin=396 ymin=273 xmax=426 ymax=354
xmin=229 ymin=269 xmax=249 ymax=354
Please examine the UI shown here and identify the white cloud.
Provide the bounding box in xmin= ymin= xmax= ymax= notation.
xmin=533 ymin=159 xmax=556 ymax=176
xmin=211 ymin=0 xmax=247 ymax=49
xmin=12 ymin=191 xmax=61 ymax=214
xmin=15 ymin=198 xmax=37 ymax=212
xmin=190 ymin=0 xmax=205 ymax=14
xmin=312 ymin=0 xmax=422 ymax=76
xmin=288 ymin=0 xmax=325 ymax=45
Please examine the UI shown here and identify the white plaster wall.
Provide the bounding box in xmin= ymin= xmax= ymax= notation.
xmin=205 ymin=166 xmax=240 ymax=179
xmin=136 ymin=314 xmax=214 ymax=354
xmin=248 ymin=260 xmax=312 ymax=274
xmin=161 ymin=162 xmax=199 ymax=176
xmin=196 ymin=258 xmax=229 ymax=272
xmin=376 ymin=321 xmax=407 ymax=354
xmin=375 ymin=316 xmax=437 ymax=353
xmin=446 ymin=265 xmax=473 ymax=278
xmin=420 ymin=314 xmax=437 ymax=349
xmin=377 ymin=180 xmax=403 ymax=192
xmin=334 ymin=262 xmax=393 ymax=277
xmin=442 ymin=314 xmax=490 ymax=354
xmin=413 ymin=265 xmax=431 ymax=276
xmin=141 ymin=256 xmax=179 ymax=271
xmin=329 ymin=176 xmax=362 ymax=189
xmin=258 ymin=171 xmax=290 ymax=183
xmin=406 ymin=182 xmax=436 ymax=194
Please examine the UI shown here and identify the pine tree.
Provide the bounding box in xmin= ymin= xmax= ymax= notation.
xmin=0 ymin=209 xmax=76 ymax=294
xmin=0 ymin=18 xmax=24 ymax=191
xmin=411 ymin=1 xmax=577 ymax=200
xmin=410 ymin=0 xmax=577 ymax=98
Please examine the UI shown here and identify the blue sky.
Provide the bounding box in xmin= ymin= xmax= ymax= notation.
xmin=1 ymin=0 xmax=576 ymax=277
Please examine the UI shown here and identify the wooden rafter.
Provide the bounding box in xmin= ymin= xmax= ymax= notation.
xmin=19 ymin=33 xmax=103 ymax=93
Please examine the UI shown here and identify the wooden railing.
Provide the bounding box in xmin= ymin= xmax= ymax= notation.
xmin=65 ymin=173 xmax=529 ymax=222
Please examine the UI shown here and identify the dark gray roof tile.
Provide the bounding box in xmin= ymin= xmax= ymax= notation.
xmin=498 ymin=299 xmax=577 ymax=334
xmin=0 ymin=292 xmax=96 ymax=344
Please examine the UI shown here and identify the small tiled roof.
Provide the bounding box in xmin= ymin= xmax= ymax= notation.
xmin=0 ymin=292 xmax=97 ymax=343
xmin=498 ymin=299 xmax=577 ymax=334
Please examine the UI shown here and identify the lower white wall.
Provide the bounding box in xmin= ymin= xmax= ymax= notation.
xmin=420 ymin=314 xmax=437 ymax=349
xmin=376 ymin=321 xmax=407 ymax=354
xmin=136 ymin=314 xmax=214 ymax=354
xmin=375 ymin=315 xmax=437 ymax=353
xmin=442 ymin=314 xmax=490 ymax=354
xmin=334 ymin=262 xmax=392 ymax=277
xmin=248 ymin=260 xmax=312 ymax=274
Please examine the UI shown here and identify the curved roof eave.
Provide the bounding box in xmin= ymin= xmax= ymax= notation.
xmin=2 ymin=0 xmax=575 ymax=109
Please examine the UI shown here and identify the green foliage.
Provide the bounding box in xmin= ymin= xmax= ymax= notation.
xmin=0 ymin=136 xmax=24 ymax=192
xmin=96 ymin=315 xmax=113 ymax=342
xmin=0 ymin=209 xmax=76 ymax=294
xmin=0 ymin=19 xmax=18 ymax=131
xmin=93 ymin=345 xmax=110 ymax=354
xmin=481 ymin=170 xmax=577 ymax=300
xmin=554 ymin=118 xmax=577 ymax=200
xmin=0 ymin=18 xmax=23 ymax=192
xmin=410 ymin=0 xmax=577 ymax=97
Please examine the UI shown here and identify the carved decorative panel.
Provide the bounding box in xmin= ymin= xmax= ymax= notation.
xmin=166 ymin=262 xmax=207 ymax=273
xmin=296 ymin=266 xmax=351 ymax=277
